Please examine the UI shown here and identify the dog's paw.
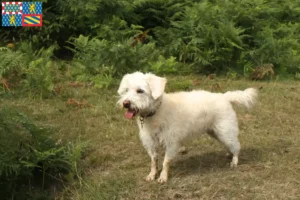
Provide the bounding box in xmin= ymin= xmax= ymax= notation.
xmin=145 ymin=174 xmax=156 ymax=181
xmin=230 ymin=156 xmax=238 ymax=168
xmin=230 ymin=162 xmax=238 ymax=168
xmin=157 ymin=175 xmax=168 ymax=183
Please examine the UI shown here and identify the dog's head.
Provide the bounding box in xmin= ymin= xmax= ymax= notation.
xmin=117 ymin=72 xmax=167 ymax=119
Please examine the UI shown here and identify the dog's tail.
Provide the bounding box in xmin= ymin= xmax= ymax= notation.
xmin=224 ymin=88 xmax=258 ymax=109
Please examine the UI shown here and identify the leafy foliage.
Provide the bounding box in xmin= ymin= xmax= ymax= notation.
xmin=0 ymin=47 xmax=26 ymax=78
xmin=149 ymin=55 xmax=179 ymax=74
xmin=0 ymin=42 xmax=62 ymax=97
xmin=0 ymin=106 xmax=85 ymax=199
xmin=68 ymin=34 xmax=160 ymax=82
xmin=1 ymin=0 xmax=300 ymax=95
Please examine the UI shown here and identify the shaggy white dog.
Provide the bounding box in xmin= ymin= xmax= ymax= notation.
xmin=117 ymin=72 xmax=258 ymax=183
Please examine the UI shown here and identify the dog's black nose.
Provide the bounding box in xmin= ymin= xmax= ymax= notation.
xmin=123 ymin=100 xmax=131 ymax=108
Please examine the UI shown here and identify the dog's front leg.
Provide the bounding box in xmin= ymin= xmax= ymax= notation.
xmin=140 ymin=132 xmax=158 ymax=181
xmin=146 ymin=151 xmax=158 ymax=181
xmin=158 ymin=144 xmax=179 ymax=183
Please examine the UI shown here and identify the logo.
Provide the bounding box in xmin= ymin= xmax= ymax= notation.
xmin=2 ymin=2 xmax=42 ymax=27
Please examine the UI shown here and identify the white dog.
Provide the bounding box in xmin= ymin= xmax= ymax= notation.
xmin=117 ymin=72 xmax=258 ymax=183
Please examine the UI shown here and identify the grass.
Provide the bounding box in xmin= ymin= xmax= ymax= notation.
xmin=1 ymin=75 xmax=300 ymax=199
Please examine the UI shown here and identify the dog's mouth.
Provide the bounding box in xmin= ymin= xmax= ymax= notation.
xmin=125 ymin=108 xmax=139 ymax=119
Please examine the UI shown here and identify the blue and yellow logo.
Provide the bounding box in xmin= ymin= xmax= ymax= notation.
xmin=23 ymin=2 xmax=42 ymax=14
xmin=2 ymin=14 xmax=22 ymax=26
xmin=23 ymin=14 xmax=42 ymax=26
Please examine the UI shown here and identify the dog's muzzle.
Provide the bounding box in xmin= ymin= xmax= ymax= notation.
xmin=123 ymin=100 xmax=139 ymax=119
xmin=123 ymin=100 xmax=131 ymax=109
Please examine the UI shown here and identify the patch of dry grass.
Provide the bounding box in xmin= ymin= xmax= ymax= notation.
xmin=2 ymin=76 xmax=300 ymax=199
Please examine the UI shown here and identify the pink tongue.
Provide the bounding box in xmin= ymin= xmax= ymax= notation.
xmin=125 ymin=110 xmax=134 ymax=119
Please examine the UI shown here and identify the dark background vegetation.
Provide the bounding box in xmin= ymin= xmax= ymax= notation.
xmin=1 ymin=0 xmax=300 ymax=95
xmin=0 ymin=0 xmax=300 ymax=199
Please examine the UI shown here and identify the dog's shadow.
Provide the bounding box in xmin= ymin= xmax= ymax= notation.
xmin=171 ymin=147 xmax=261 ymax=176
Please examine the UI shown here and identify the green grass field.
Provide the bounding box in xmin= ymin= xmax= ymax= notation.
xmin=2 ymin=76 xmax=300 ymax=199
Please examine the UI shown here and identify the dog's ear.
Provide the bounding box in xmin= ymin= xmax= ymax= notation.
xmin=145 ymin=73 xmax=167 ymax=99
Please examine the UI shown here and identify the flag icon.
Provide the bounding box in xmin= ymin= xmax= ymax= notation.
xmin=2 ymin=2 xmax=23 ymax=14
xmin=22 ymin=14 xmax=42 ymax=26
xmin=2 ymin=14 xmax=22 ymax=26
xmin=23 ymin=2 xmax=42 ymax=14
xmin=1 ymin=2 xmax=42 ymax=27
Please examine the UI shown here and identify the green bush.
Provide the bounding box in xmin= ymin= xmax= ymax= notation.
xmin=0 ymin=47 xmax=26 ymax=79
xmin=1 ymin=0 xmax=300 ymax=96
xmin=153 ymin=0 xmax=300 ymax=75
xmin=0 ymin=106 xmax=85 ymax=199
xmin=0 ymin=42 xmax=64 ymax=97
xmin=149 ymin=55 xmax=179 ymax=74
xmin=68 ymin=34 xmax=161 ymax=86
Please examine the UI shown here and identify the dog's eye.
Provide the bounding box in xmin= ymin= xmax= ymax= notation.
xmin=125 ymin=88 xmax=128 ymax=92
xmin=137 ymin=89 xmax=144 ymax=94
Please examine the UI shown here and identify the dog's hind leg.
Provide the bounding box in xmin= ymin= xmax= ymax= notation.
xmin=213 ymin=120 xmax=240 ymax=167
xmin=226 ymin=138 xmax=240 ymax=167
xmin=218 ymin=134 xmax=240 ymax=167
xmin=207 ymin=128 xmax=233 ymax=159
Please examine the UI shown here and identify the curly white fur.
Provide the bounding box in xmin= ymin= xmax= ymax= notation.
xmin=117 ymin=72 xmax=258 ymax=183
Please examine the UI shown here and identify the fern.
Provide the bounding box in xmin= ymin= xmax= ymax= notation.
xmin=149 ymin=55 xmax=178 ymax=74
xmin=1 ymin=0 xmax=300 ymax=82
xmin=0 ymin=106 xmax=85 ymax=198
xmin=68 ymin=35 xmax=160 ymax=77
xmin=0 ymin=48 xmax=26 ymax=78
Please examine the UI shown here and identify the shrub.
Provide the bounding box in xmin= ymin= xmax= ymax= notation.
xmin=149 ymin=55 xmax=179 ymax=74
xmin=20 ymin=43 xmax=60 ymax=97
xmin=1 ymin=0 xmax=300 ymax=96
xmin=0 ymin=106 xmax=85 ymax=199
xmin=0 ymin=42 xmax=63 ymax=97
xmin=68 ymin=34 xmax=160 ymax=81
xmin=0 ymin=47 xmax=26 ymax=79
